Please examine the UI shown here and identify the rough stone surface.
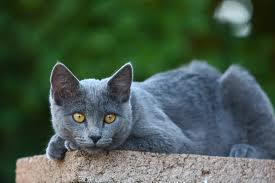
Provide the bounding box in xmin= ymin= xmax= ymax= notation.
xmin=16 ymin=150 xmax=275 ymax=183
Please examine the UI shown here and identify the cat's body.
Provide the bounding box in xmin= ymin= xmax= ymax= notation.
xmin=47 ymin=61 xmax=275 ymax=160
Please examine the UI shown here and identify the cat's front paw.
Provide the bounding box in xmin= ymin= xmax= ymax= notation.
xmin=46 ymin=135 xmax=67 ymax=160
xmin=46 ymin=142 xmax=67 ymax=160
xmin=230 ymin=144 xmax=252 ymax=158
xmin=229 ymin=144 xmax=269 ymax=159
xmin=65 ymin=141 xmax=80 ymax=151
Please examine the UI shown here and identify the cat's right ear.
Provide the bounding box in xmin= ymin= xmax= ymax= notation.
xmin=50 ymin=62 xmax=80 ymax=105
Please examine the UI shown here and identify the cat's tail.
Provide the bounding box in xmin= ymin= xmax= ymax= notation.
xmin=219 ymin=65 xmax=275 ymax=158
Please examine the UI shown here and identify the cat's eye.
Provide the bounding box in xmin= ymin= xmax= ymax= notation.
xmin=72 ymin=113 xmax=85 ymax=123
xmin=104 ymin=114 xmax=116 ymax=124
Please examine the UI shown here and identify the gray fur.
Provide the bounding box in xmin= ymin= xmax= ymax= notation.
xmin=46 ymin=61 xmax=275 ymax=160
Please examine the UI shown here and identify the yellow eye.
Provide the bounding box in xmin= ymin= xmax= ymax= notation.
xmin=72 ymin=113 xmax=85 ymax=123
xmin=104 ymin=114 xmax=116 ymax=124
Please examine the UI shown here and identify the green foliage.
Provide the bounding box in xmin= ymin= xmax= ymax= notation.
xmin=0 ymin=1 xmax=274 ymax=182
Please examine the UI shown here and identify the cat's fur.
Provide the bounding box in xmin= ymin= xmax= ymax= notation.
xmin=46 ymin=61 xmax=275 ymax=160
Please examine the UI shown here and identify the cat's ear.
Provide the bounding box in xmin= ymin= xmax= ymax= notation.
xmin=50 ymin=62 xmax=80 ymax=105
xmin=107 ymin=63 xmax=133 ymax=102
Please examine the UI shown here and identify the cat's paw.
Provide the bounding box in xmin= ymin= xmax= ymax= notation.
xmin=65 ymin=141 xmax=79 ymax=151
xmin=229 ymin=144 xmax=269 ymax=159
xmin=46 ymin=142 xmax=67 ymax=160
xmin=46 ymin=135 xmax=67 ymax=160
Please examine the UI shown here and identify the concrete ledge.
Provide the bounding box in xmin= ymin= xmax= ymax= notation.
xmin=16 ymin=150 xmax=275 ymax=183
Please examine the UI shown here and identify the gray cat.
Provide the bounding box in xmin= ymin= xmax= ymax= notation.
xmin=46 ymin=61 xmax=275 ymax=160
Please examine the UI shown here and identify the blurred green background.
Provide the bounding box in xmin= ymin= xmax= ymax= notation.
xmin=1 ymin=0 xmax=274 ymax=182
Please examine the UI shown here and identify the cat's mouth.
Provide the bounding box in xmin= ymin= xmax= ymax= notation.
xmin=78 ymin=138 xmax=113 ymax=150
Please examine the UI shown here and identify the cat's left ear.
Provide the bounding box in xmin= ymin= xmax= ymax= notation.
xmin=107 ymin=63 xmax=133 ymax=103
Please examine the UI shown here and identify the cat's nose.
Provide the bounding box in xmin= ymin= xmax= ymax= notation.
xmin=89 ymin=135 xmax=102 ymax=144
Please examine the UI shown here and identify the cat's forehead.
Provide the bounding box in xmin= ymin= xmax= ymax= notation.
xmin=80 ymin=78 xmax=106 ymax=92
xmin=77 ymin=78 xmax=127 ymax=115
xmin=79 ymin=78 xmax=119 ymax=109
xmin=79 ymin=78 xmax=108 ymax=101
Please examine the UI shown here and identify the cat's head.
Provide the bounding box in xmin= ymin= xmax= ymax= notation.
xmin=49 ymin=62 xmax=133 ymax=152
